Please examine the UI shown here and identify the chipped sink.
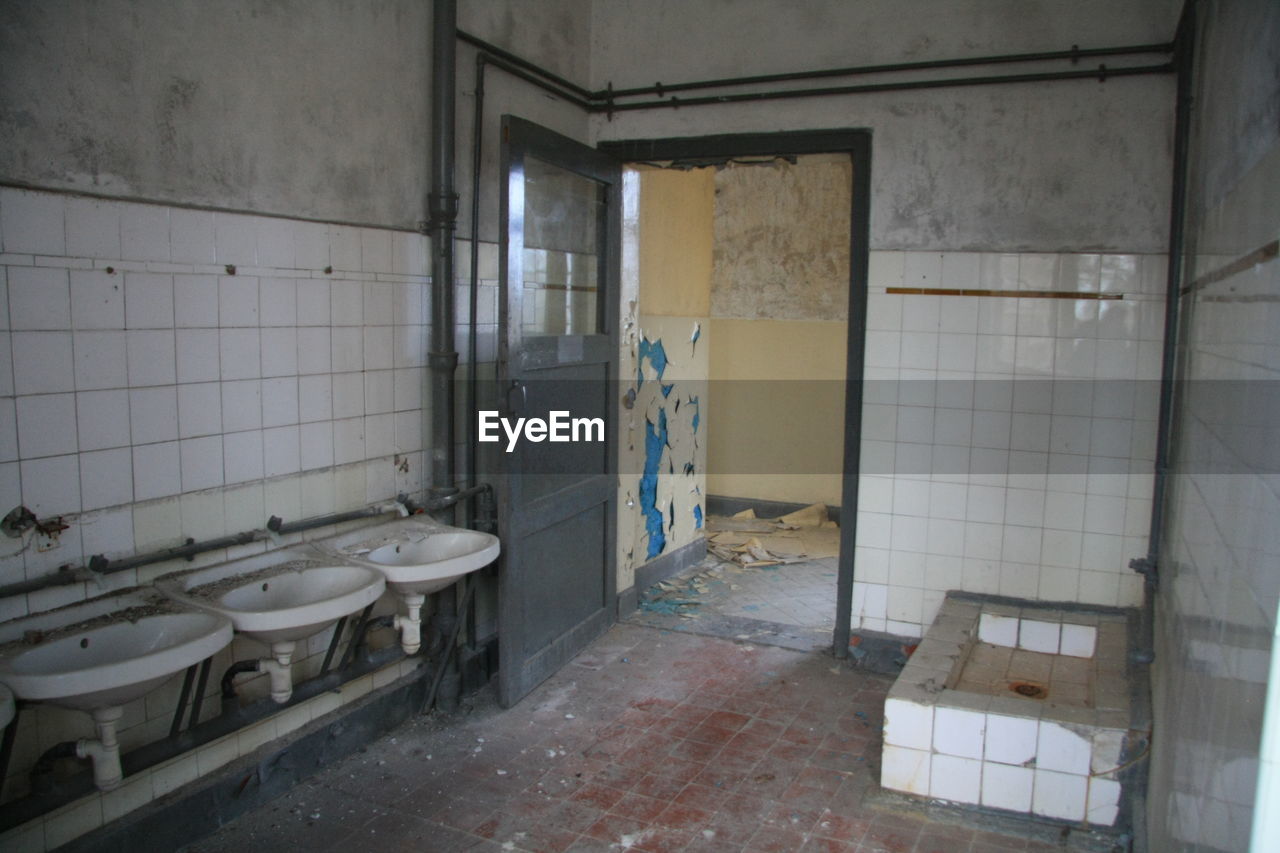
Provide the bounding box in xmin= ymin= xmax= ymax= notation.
xmin=314 ymin=518 xmax=499 ymax=596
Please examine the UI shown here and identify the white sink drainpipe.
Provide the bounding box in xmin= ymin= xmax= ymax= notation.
xmin=77 ymin=706 xmax=124 ymax=791
xmin=394 ymin=593 xmax=425 ymax=655
xmin=261 ymin=641 xmax=297 ymax=704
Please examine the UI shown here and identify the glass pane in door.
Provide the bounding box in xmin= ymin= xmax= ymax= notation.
xmin=521 ymin=156 xmax=604 ymax=337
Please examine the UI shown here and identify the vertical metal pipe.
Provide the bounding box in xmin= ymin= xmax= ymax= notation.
xmin=1132 ymin=0 xmax=1196 ymax=665
xmin=428 ymin=0 xmax=462 ymax=710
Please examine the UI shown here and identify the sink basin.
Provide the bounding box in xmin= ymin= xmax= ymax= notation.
xmin=320 ymin=519 xmax=500 ymax=595
xmin=312 ymin=518 xmax=499 ymax=655
xmin=159 ymin=558 xmax=385 ymax=645
xmin=0 ymin=606 xmax=233 ymax=712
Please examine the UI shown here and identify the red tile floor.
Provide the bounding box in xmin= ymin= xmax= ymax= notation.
xmin=182 ymin=623 xmax=1066 ymax=852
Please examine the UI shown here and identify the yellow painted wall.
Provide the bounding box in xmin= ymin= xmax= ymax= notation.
xmin=638 ymin=166 xmax=714 ymax=317
xmin=707 ymin=317 xmax=846 ymax=506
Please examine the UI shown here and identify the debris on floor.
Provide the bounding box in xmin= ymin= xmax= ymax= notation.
xmin=706 ymin=503 xmax=842 ymax=564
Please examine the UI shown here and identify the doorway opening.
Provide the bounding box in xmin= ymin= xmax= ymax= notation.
xmin=601 ymin=131 xmax=872 ymax=658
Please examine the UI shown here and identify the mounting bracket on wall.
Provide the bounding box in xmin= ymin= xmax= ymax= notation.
xmin=1128 ymin=555 xmax=1159 ymax=588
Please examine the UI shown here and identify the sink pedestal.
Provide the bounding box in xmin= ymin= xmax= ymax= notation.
xmin=76 ymin=706 xmax=124 ymax=792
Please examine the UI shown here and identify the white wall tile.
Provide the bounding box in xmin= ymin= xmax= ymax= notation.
xmin=981 ymin=761 xmax=1033 ymax=812
xmin=930 ymin=754 xmax=982 ymax=805
xmin=119 ymin=203 xmax=170 ymax=261
xmin=129 ymin=386 xmax=178 ymax=445
xmin=933 ymin=706 xmax=986 ymax=759
xmin=299 ymin=421 xmax=333 ymax=470
xmin=333 ymin=417 xmax=364 ymax=464
xmin=73 ymin=330 xmax=128 ymax=390
xmin=124 ymin=273 xmax=174 ymax=329
xmin=70 ymin=269 xmax=125 ymax=330
xmin=1038 ymin=721 xmax=1091 ymax=775
xmin=1060 ymin=624 xmax=1097 ymax=658
xmin=261 ymin=377 xmax=299 ymax=427
xmin=21 ymin=453 xmax=80 ymax=514
xmin=331 ymin=327 xmax=363 ymax=373
xmin=9 ymin=266 xmax=70 ymax=330
xmin=77 ymin=389 xmax=131 ymax=451
xmin=262 ymin=425 xmax=301 ymax=478
xmin=363 ymin=326 xmax=393 ymax=371
xmin=180 ymin=436 xmax=224 ymax=492
xmin=174 ymin=274 xmax=218 ymax=328
xmin=1 ymin=188 xmax=66 ymax=254
xmin=218 ymin=275 xmax=258 ymax=326
xmin=169 ymin=209 xmax=216 ymax=264
xmin=881 ymin=745 xmax=931 ymax=796
xmin=330 ymin=280 xmax=363 ymax=325
xmin=259 ymin=277 xmax=296 ymax=326
xmin=1018 ymin=619 xmax=1060 ymax=654
xmin=293 ymin=221 xmax=329 ymax=270
xmin=127 ymin=330 xmax=176 ymax=386
xmin=213 ymin=214 xmax=257 ymax=265
xmin=1032 ymin=768 xmax=1087 ymax=821
xmin=221 ymin=380 xmax=262 ymax=433
xmin=177 ymin=382 xmax=222 ymax=438
xmin=13 ymin=331 xmax=74 ymax=393
xmin=80 ymin=447 xmax=133 ymax=510
xmin=364 ymin=370 xmax=394 ymax=415
xmin=223 ymin=430 xmax=264 ymax=484
xmin=296 ymin=279 xmax=330 ymax=326
xmin=65 ymin=198 xmax=122 ymax=259
xmin=978 ymin=612 xmax=1018 ymax=647
xmin=0 ymin=399 xmax=15 ymax=463
xmin=219 ymin=329 xmax=260 ymax=380
xmin=883 ymin=697 xmax=933 ymax=750
xmin=16 ymin=393 xmax=77 ymax=458
xmin=984 ymin=713 xmax=1039 ymax=766
xmin=175 ymin=328 xmax=221 ymax=384
xmin=297 ymin=327 xmax=331 ymax=374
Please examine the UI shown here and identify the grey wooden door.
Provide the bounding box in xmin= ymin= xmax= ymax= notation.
xmin=496 ymin=116 xmax=620 ymax=707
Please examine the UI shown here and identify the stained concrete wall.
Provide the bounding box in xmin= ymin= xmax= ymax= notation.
xmin=589 ymin=0 xmax=1179 ymax=252
xmin=0 ymin=0 xmax=592 ymax=231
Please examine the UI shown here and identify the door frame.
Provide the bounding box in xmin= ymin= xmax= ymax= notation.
xmin=599 ymin=129 xmax=872 ymax=659
xmin=496 ymin=115 xmax=622 ymax=705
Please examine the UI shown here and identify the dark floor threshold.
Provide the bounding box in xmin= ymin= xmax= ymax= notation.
xmin=60 ymin=669 xmax=436 ymax=853
xmin=706 ymin=494 xmax=842 ymax=524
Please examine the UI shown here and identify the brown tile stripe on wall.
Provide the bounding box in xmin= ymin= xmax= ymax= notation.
xmin=886 ymin=287 xmax=1124 ymax=300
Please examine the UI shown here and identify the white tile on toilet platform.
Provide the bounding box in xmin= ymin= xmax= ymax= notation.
xmin=1018 ymin=619 xmax=1060 ymax=654
xmin=883 ymin=697 xmax=933 ymax=751
xmin=881 ymin=745 xmax=931 ymax=796
xmin=933 ymin=706 xmax=985 ymax=759
xmin=1086 ymin=777 xmax=1122 ymax=826
xmin=978 ymin=612 xmax=1018 ymax=647
xmin=981 ymin=761 xmax=1033 ymax=813
xmin=1032 ymin=769 xmax=1087 ymax=821
xmin=1060 ymin=623 xmax=1097 ymax=658
xmin=930 ymin=754 xmax=982 ymax=805
xmin=984 ymin=713 xmax=1039 ymax=766
xmin=1038 ymin=721 xmax=1091 ymax=775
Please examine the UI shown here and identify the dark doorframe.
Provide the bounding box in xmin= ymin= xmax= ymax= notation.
xmin=599 ymin=129 xmax=872 ymax=659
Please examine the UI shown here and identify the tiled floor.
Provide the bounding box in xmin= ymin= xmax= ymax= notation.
xmin=181 ymin=623 xmax=1063 ymax=853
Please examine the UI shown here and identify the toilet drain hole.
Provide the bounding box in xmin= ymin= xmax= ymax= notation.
xmin=1010 ymin=681 xmax=1046 ymax=699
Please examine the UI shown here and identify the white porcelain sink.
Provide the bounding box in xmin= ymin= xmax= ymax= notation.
xmin=0 ymin=605 xmax=232 ymax=712
xmin=319 ymin=519 xmax=499 ymax=596
xmin=312 ymin=518 xmax=499 ymax=654
xmin=159 ymin=558 xmax=385 ymax=646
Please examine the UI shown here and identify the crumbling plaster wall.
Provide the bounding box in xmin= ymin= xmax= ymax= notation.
xmin=588 ymin=0 xmax=1178 ymax=253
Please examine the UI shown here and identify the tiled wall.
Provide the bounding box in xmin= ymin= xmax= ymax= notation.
xmin=1146 ymin=67 xmax=1280 ymax=852
xmin=853 ymin=250 xmax=1165 ymax=637
xmin=0 ymin=187 xmax=432 ymax=812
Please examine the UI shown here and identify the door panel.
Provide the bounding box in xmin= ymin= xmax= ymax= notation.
xmin=497 ymin=116 xmax=620 ymax=707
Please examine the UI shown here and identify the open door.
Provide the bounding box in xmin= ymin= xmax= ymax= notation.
xmin=496 ymin=116 xmax=620 ymax=707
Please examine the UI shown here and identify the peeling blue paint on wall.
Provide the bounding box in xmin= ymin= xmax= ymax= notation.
xmin=637 ymin=337 xmax=668 ymax=387
xmin=688 ymin=395 xmax=700 ymax=434
xmin=640 ymin=409 xmax=668 ymax=559
xmin=661 ymin=383 xmax=675 ymax=398
xmin=693 ymin=505 xmax=703 ymax=530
